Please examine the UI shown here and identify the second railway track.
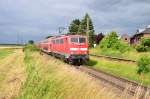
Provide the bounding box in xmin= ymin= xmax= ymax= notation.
xmin=90 ymin=54 xmax=136 ymax=63
xmin=78 ymin=66 xmax=150 ymax=98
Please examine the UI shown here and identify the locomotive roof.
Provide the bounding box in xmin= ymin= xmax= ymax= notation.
xmin=39 ymin=34 xmax=87 ymax=43
xmin=52 ymin=35 xmax=86 ymax=39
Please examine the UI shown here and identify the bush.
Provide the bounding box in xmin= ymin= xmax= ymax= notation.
xmin=137 ymin=56 xmax=150 ymax=75
xmin=118 ymin=41 xmax=131 ymax=53
xmin=136 ymin=45 xmax=147 ymax=52
xmin=100 ymin=31 xmax=119 ymax=49
xmin=100 ymin=31 xmax=130 ymax=53
xmin=24 ymin=44 xmax=40 ymax=51
xmin=136 ymin=38 xmax=150 ymax=52
xmin=141 ymin=38 xmax=150 ymax=47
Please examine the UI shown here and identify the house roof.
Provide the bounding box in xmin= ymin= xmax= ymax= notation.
xmin=141 ymin=28 xmax=150 ymax=33
xmin=131 ymin=27 xmax=150 ymax=38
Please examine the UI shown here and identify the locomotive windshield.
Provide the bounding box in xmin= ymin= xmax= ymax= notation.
xmin=70 ymin=37 xmax=86 ymax=43
xmin=71 ymin=37 xmax=78 ymax=43
xmin=79 ymin=38 xmax=86 ymax=43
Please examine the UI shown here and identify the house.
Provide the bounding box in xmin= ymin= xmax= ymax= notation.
xmin=130 ymin=25 xmax=150 ymax=45
xmin=120 ymin=33 xmax=130 ymax=44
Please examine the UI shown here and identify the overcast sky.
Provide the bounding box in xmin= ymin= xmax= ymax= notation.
xmin=0 ymin=0 xmax=150 ymax=44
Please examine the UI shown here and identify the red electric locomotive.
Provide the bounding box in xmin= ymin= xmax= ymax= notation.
xmin=38 ymin=34 xmax=89 ymax=65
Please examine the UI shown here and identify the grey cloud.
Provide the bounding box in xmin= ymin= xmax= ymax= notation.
xmin=0 ymin=0 xmax=150 ymax=43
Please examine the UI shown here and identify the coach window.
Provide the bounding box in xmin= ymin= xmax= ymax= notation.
xmin=56 ymin=40 xmax=59 ymax=44
xmin=44 ymin=40 xmax=48 ymax=43
xmin=71 ymin=37 xmax=78 ymax=43
xmin=52 ymin=40 xmax=55 ymax=44
xmin=60 ymin=39 xmax=63 ymax=44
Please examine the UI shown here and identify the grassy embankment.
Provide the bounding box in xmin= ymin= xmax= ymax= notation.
xmin=18 ymin=48 xmax=118 ymax=99
xmin=90 ymin=47 xmax=150 ymax=61
xmin=0 ymin=49 xmax=25 ymax=99
xmin=89 ymin=56 xmax=150 ymax=86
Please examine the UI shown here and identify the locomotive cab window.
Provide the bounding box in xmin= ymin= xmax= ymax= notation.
xmin=79 ymin=37 xmax=86 ymax=43
xmin=70 ymin=37 xmax=86 ymax=43
xmin=71 ymin=37 xmax=78 ymax=43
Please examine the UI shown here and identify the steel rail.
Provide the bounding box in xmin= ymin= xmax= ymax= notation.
xmin=78 ymin=66 xmax=149 ymax=97
xmin=90 ymin=54 xmax=136 ymax=63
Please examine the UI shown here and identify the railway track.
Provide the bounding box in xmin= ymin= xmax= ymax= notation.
xmin=90 ymin=54 xmax=136 ymax=63
xmin=42 ymin=52 xmax=150 ymax=98
xmin=78 ymin=66 xmax=150 ymax=98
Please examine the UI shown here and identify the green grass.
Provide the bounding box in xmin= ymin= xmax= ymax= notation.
xmin=89 ymin=56 xmax=150 ymax=85
xmin=0 ymin=49 xmax=14 ymax=59
xmin=90 ymin=46 xmax=150 ymax=61
xmin=18 ymin=50 xmax=116 ymax=99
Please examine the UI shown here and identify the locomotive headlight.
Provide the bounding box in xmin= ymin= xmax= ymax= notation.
xmin=80 ymin=48 xmax=87 ymax=51
xmin=70 ymin=48 xmax=78 ymax=51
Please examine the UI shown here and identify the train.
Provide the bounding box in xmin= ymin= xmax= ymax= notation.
xmin=38 ymin=34 xmax=89 ymax=65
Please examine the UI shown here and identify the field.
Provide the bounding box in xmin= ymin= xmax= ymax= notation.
xmin=0 ymin=48 xmax=120 ymax=99
xmin=0 ymin=49 xmax=14 ymax=59
xmin=89 ymin=56 xmax=150 ymax=85
xmin=90 ymin=47 xmax=150 ymax=61
xmin=0 ymin=49 xmax=25 ymax=99
xmin=0 ymin=45 xmax=24 ymax=49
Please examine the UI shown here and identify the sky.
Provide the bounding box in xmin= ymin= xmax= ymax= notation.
xmin=0 ymin=0 xmax=150 ymax=44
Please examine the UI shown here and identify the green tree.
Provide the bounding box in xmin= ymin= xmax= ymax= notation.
xmin=78 ymin=13 xmax=95 ymax=47
xmin=45 ymin=35 xmax=53 ymax=39
xmin=68 ymin=19 xmax=80 ymax=34
xmin=100 ymin=31 xmax=130 ymax=53
xmin=28 ymin=40 xmax=34 ymax=44
xmin=136 ymin=38 xmax=150 ymax=52
xmin=137 ymin=55 xmax=150 ymax=75
xmin=100 ymin=31 xmax=119 ymax=49
xmin=141 ymin=38 xmax=150 ymax=47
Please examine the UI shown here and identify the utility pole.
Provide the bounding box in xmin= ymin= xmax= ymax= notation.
xmin=58 ymin=27 xmax=66 ymax=34
xmin=86 ymin=16 xmax=89 ymax=45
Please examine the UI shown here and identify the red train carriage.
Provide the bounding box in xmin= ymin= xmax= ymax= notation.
xmin=38 ymin=38 xmax=52 ymax=52
xmin=38 ymin=35 xmax=89 ymax=65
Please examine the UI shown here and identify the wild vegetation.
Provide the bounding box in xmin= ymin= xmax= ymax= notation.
xmin=89 ymin=56 xmax=150 ymax=85
xmin=24 ymin=44 xmax=39 ymax=51
xmin=100 ymin=31 xmax=131 ymax=53
xmin=137 ymin=56 xmax=150 ymax=75
xmin=18 ymin=45 xmax=117 ymax=99
xmin=89 ymin=31 xmax=150 ymax=85
xmin=136 ymin=38 xmax=150 ymax=52
xmin=90 ymin=32 xmax=150 ymax=61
